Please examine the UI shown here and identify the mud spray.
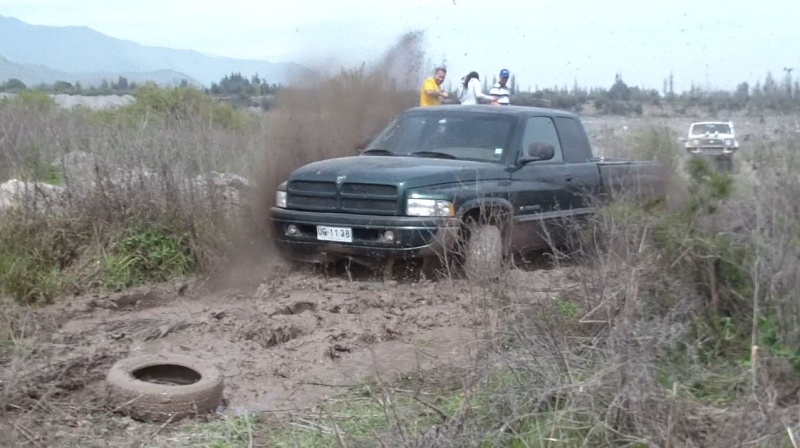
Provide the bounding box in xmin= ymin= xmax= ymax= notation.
xmin=210 ymin=31 xmax=433 ymax=289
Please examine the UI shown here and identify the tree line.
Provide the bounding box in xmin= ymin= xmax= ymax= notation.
xmin=502 ymin=70 xmax=800 ymax=115
xmin=3 ymin=69 xmax=799 ymax=116
xmin=0 ymin=72 xmax=282 ymax=97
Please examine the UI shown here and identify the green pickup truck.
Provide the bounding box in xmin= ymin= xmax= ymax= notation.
xmin=270 ymin=105 xmax=665 ymax=277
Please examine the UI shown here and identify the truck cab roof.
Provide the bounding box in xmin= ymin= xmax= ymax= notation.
xmin=405 ymin=104 xmax=580 ymax=119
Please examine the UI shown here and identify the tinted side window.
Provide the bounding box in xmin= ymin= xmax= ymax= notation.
xmin=554 ymin=117 xmax=593 ymax=162
xmin=520 ymin=116 xmax=563 ymax=162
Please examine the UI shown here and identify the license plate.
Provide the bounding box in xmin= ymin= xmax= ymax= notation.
xmin=316 ymin=226 xmax=353 ymax=243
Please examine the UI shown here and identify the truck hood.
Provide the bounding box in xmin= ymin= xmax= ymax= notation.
xmin=288 ymin=155 xmax=509 ymax=189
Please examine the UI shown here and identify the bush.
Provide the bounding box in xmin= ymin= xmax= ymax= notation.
xmin=0 ymin=86 xmax=261 ymax=303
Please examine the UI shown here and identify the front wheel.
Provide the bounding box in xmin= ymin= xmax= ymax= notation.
xmin=464 ymin=224 xmax=504 ymax=281
xmin=716 ymin=156 xmax=734 ymax=173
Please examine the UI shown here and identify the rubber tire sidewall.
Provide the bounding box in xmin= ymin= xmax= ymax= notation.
xmin=106 ymin=353 xmax=224 ymax=423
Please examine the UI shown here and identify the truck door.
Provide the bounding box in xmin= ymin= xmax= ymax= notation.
xmin=553 ymin=116 xmax=603 ymax=210
xmin=509 ymin=115 xmax=575 ymax=251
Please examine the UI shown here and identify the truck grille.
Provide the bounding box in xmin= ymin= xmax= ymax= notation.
xmin=286 ymin=181 xmax=400 ymax=215
xmin=700 ymin=138 xmax=724 ymax=146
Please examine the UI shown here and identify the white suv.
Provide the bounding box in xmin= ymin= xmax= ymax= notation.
xmin=682 ymin=121 xmax=738 ymax=170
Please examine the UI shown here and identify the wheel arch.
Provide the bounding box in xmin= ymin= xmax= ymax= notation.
xmin=456 ymin=197 xmax=514 ymax=226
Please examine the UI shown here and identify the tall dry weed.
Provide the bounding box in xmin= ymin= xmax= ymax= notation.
xmin=0 ymin=89 xmax=265 ymax=301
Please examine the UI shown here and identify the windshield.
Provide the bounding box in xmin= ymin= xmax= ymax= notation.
xmin=364 ymin=111 xmax=516 ymax=163
xmin=690 ymin=123 xmax=731 ymax=135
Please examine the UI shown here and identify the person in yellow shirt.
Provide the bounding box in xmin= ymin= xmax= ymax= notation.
xmin=419 ymin=67 xmax=449 ymax=107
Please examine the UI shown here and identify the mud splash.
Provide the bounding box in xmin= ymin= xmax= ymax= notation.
xmin=211 ymin=31 xmax=430 ymax=290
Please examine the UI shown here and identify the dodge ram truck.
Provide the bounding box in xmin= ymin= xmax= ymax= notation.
xmin=270 ymin=105 xmax=666 ymax=277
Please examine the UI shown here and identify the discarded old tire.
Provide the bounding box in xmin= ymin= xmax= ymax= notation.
xmin=105 ymin=353 xmax=224 ymax=423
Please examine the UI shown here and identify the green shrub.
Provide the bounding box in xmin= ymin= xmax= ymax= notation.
xmin=0 ymin=213 xmax=85 ymax=304
xmin=98 ymin=225 xmax=195 ymax=290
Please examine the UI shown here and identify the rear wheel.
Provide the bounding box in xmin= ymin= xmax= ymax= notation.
xmin=718 ymin=156 xmax=734 ymax=173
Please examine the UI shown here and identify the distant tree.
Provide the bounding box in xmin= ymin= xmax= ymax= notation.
xmin=53 ymin=80 xmax=74 ymax=93
xmin=4 ymin=78 xmax=27 ymax=91
xmin=607 ymin=73 xmax=630 ymax=101
xmin=763 ymin=71 xmax=777 ymax=95
xmin=735 ymin=82 xmax=749 ymax=100
xmin=112 ymin=76 xmax=129 ymax=91
xmin=668 ymin=72 xmax=674 ymax=96
xmin=782 ymin=68 xmax=793 ymax=95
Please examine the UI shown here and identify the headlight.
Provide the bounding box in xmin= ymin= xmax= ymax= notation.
xmin=275 ymin=191 xmax=287 ymax=208
xmin=406 ymin=199 xmax=454 ymax=217
xmin=691 ymin=139 xmax=700 ymax=146
xmin=724 ymin=139 xmax=734 ymax=146
xmin=275 ymin=182 xmax=287 ymax=208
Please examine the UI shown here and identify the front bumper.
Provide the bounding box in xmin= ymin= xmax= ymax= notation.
xmin=685 ymin=146 xmax=737 ymax=158
xmin=270 ymin=207 xmax=460 ymax=263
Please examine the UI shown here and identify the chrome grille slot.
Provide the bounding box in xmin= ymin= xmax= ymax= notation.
xmin=341 ymin=198 xmax=398 ymax=214
xmin=288 ymin=181 xmax=337 ymax=194
xmin=341 ymin=183 xmax=398 ymax=198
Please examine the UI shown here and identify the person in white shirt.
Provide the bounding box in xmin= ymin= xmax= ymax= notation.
xmin=457 ymin=71 xmax=498 ymax=105
xmin=489 ymin=68 xmax=511 ymax=105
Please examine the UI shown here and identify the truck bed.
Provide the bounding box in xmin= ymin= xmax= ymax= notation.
xmin=594 ymin=158 xmax=668 ymax=202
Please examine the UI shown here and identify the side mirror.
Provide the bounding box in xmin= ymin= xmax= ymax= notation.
xmin=520 ymin=141 xmax=555 ymax=164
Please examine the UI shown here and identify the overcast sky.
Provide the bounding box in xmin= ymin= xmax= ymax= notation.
xmin=1 ymin=0 xmax=797 ymax=92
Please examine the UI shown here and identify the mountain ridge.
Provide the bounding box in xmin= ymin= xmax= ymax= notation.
xmin=0 ymin=56 xmax=199 ymax=87
xmin=0 ymin=15 xmax=313 ymax=87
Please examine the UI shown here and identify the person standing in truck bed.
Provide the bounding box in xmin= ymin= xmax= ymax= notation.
xmin=489 ymin=68 xmax=511 ymax=105
xmin=419 ymin=67 xmax=449 ymax=107
xmin=457 ymin=71 xmax=497 ymax=105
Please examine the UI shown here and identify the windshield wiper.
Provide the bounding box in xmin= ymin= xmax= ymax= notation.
xmin=362 ymin=149 xmax=397 ymax=156
xmin=409 ymin=151 xmax=457 ymax=160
